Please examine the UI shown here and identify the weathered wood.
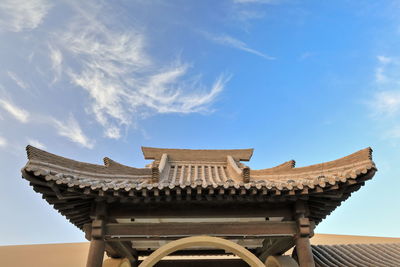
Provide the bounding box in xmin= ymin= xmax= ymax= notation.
xmin=257 ymin=236 xmax=295 ymax=262
xmin=104 ymin=242 xmax=121 ymax=258
xmin=22 ymin=146 xmax=377 ymax=264
xmin=294 ymin=201 xmax=315 ymax=267
xmin=106 ymin=202 xmax=293 ymax=219
xmin=295 ymin=237 xmax=314 ymax=267
xmin=86 ymin=201 xmax=107 ymax=267
xmin=86 ymin=239 xmax=105 ymax=267
xmin=112 ymin=241 xmax=138 ymax=263
xmin=105 ymin=221 xmax=297 ymax=239
xmin=22 ymin=170 xmax=49 ymax=186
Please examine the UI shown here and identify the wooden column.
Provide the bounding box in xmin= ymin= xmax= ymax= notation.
xmin=86 ymin=201 xmax=107 ymax=267
xmin=87 ymin=239 xmax=105 ymax=267
xmin=295 ymin=236 xmax=314 ymax=267
xmin=294 ymin=201 xmax=315 ymax=267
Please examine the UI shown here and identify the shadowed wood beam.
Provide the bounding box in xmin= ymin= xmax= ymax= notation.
xmin=294 ymin=201 xmax=315 ymax=267
xmin=105 ymin=221 xmax=297 ymax=239
xmin=86 ymin=239 xmax=105 ymax=267
xmin=106 ymin=202 xmax=293 ymax=219
xmin=110 ymin=241 xmax=138 ymax=263
xmin=257 ymin=236 xmax=295 ymax=262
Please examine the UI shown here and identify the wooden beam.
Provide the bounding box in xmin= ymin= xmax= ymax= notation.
xmin=86 ymin=202 xmax=107 ymax=267
xmin=86 ymin=239 xmax=105 ymax=267
xmin=112 ymin=241 xmax=138 ymax=263
xmin=105 ymin=221 xmax=297 ymax=239
xmin=257 ymin=236 xmax=295 ymax=262
xmin=107 ymin=202 xmax=293 ymax=219
xmin=295 ymin=237 xmax=314 ymax=267
xmin=294 ymin=201 xmax=315 ymax=267
xmin=104 ymin=242 xmax=121 ymax=258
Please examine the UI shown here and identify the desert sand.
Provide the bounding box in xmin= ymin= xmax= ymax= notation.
xmin=0 ymin=234 xmax=399 ymax=267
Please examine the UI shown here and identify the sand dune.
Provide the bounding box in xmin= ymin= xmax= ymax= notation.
xmin=0 ymin=234 xmax=399 ymax=267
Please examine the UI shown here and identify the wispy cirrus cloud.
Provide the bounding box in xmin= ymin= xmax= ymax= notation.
xmin=372 ymin=91 xmax=400 ymax=116
xmin=371 ymin=55 xmax=400 ymax=116
xmin=0 ymin=98 xmax=29 ymax=123
xmin=369 ymin=55 xmax=400 ymax=142
xmin=204 ymin=33 xmax=275 ymax=60
xmin=231 ymin=0 xmax=280 ymax=21
xmin=0 ymin=136 xmax=7 ymax=147
xmin=375 ymin=56 xmax=393 ymax=83
xmin=49 ymin=46 xmax=63 ymax=83
xmin=0 ymin=0 xmax=51 ymax=32
xmin=54 ymin=2 xmax=230 ymax=140
xmin=7 ymin=71 xmax=28 ymax=89
xmin=52 ymin=115 xmax=94 ymax=149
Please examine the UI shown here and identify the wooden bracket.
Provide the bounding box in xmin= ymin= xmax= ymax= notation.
xmin=297 ymin=217 xmax=311 ymax=237
xmin=91 ymin=219 xmax=105 ymax=239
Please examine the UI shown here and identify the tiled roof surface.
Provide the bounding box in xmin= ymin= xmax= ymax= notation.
xmin=24 ymin=146 xmax=375 ymax=192
xmin=21 ymin=145 xmax=377 ymax=229
xmin=312 ymin=243 xmax=400 ymax=267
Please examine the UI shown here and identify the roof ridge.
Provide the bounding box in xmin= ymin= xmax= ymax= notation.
xmin=141 ymin=147 xmax=254 ymax=161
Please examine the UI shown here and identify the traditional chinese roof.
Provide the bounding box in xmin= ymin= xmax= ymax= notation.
xmin=22 ymin=146 xmax=376 ymax=229
xmin=312 ymin=243 xmax=400 ymax=267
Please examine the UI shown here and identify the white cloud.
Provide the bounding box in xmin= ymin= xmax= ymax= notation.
xmin=204 ymin=33 xmax=275 ymax=60
xmin=377 ymin=55 xmax=392 ymax=64
xmin=0 ymin=0 xmax=51 ymax=32
xmin=0 ymin=136 xmax=7 ymax=147
xmin=54 ymin=3 xmax=229 ymax=139
xmin=27 ymin=139 xmax=46 ymax=149
xmin=375 ymin=66 xmax=387 ymax=83
xmin=375 ymin=56 xmax=394 ymax=83
xmin=52 ymin=115 xmax=94 ymax=149
xmin=372 ymin=91 xmax=400 ymax=116
xmin=7 ymin=71 xmax=28 ymax=89
xmin=0 ymin=98 xmax=29 ymax=123
xmin=49 ymin=46 xmax=63 ymax=82
xmin=370 ymin=55 xmax=400 ymax=142
xmin=104 ymin=127 xmax=121 ymax=139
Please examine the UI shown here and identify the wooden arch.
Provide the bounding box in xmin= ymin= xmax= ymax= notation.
xmin=138 ymin=236 xmax=266 ymax=267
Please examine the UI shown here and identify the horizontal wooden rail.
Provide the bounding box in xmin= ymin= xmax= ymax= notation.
xmin=106 ymin=202 xmax=293 ymax=219
xmin=105 ymin=221 xmax=297 ymax=240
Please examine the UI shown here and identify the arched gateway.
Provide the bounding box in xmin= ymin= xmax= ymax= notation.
xmin=21 ymin=146 xmax=376 ymax=266
xmin=139 ymin=236 xmax=265 ymax=267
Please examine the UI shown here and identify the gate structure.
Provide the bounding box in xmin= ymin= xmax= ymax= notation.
xmin=21 ymin=146 xmax=376 ymax=267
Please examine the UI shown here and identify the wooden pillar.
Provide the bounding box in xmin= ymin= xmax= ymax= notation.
xmin=87 ymin=239 xmax=105 ymax=267
xmin=86 ymin=201 xmax=107 ymax=267
xmin=295 ymin=235 xmax=314 ymax=267
xmin=294 ymin=201 xmax=315 ymax=267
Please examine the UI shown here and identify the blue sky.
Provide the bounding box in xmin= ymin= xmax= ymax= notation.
xmin=1 ymin=0 xmax=400 ymax=245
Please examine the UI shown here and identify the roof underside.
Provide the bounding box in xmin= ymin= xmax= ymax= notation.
xmin=22 ymin=146 xmax=376 ymax=229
